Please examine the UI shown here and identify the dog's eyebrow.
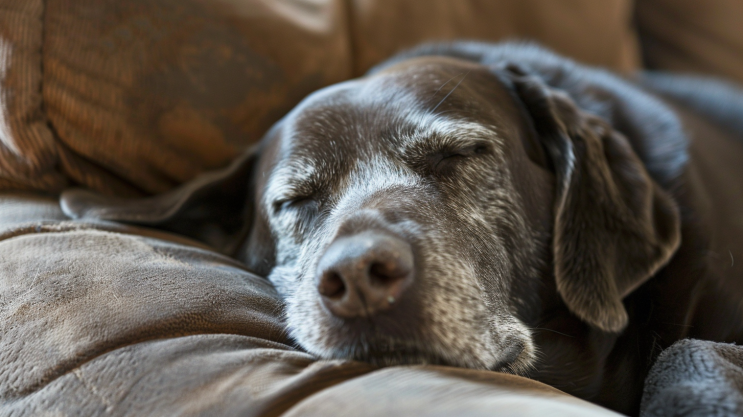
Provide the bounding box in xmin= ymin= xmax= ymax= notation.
xmin=401 ymin=118 xmax=501 ymax=153
xmin=419 ymin=118 xmax=498 ymax=140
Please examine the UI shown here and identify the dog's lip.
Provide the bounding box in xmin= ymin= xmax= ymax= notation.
xmin=320 ymin=313 xmax=530 ymax=370
xmin=344 ymin=340 xmax=527 ymax=372
xmin=316 ymin=299 xmax=530 ymax=371
xmin=490 ymin=343 xmax=527 ymax=373
xmin=348 ymin=340 xmax=451 ymax=367
xmin=332 ymin=331 xmax=530 ymax=372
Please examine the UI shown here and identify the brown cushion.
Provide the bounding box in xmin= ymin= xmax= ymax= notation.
xmin=0 ymin=1 xmax=66 ymax=192
xmin=349 ymin=0 xmax=641 ymax=75
xmin=286 ymin=367 xmax=624 ymax=417
xmin=0 ymin=0 xmax=351 ymax=197
xmin=637 ymin=0 xmax=743 ymax=84
xmin=0 ymin=193 xmax=622 ymax=416
xmin=44 ymin=0 xmax=352 ymax=197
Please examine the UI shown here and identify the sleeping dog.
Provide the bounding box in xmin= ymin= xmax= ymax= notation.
xmin=61 ymin=42 xmax=743 ymax=415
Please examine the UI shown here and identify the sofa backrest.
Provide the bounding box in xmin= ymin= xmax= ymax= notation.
xmin=4 ymin=0 xmax=729 ymax=197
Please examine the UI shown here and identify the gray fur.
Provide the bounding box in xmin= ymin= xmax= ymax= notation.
xmin=375 ymin=41 xmax=689 ymax=189
xmin=641 ymin=340 xmax=743 ymax=417
xmin=641 ymin=72 xmax=743 ymax=138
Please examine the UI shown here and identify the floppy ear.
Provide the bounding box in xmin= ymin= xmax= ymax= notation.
xmin=61 ymin=145 xmax=260 ymax=256
xmin=507 ymin=68 xmax=681 ymax=333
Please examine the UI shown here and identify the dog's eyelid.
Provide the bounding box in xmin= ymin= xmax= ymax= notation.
xmin=429 ymin=142 xmax=492 ymax=173
xmin=439 ymin=141 xmax=492 ymax=159
xmin=272 ymin=196 xmax=317 ymax=213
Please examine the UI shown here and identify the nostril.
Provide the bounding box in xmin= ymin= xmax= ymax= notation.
xmin=368 ymin=261 xmax=407 ymax=287
xmin=316 ymin=231 xmax=415 ymax=318
xmin=319 ymin=271 xmax=346 ymax=299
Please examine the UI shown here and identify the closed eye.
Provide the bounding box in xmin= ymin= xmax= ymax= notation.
xmin=271 ymin=196 xmax=320 ymax=234
xmin=273 ymin=197 xmax=317 ymax=214
xmin=432 ymin=143 xmax=490 ymax=171
xmin=442 ymin=144 xmax=488 ymax=159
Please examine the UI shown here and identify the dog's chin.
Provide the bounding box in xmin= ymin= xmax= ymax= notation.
xmin=288 ymin=297 xmax=537 ymax=375
xmin=318 ymin=335 xmax=534 ymax=375
xmin=352 ymin=346 xmax=449 ymax=368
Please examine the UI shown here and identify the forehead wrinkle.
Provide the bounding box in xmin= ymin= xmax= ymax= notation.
xmin=269 ymin=107 xmax=356 ymax=196
xmin=289 ymin=69 xmax=505 ymax=158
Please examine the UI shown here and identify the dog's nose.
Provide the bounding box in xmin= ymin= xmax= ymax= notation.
xmin=317 ymin=231 xmax=414 ymax=318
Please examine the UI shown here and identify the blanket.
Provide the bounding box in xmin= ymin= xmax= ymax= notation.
xmin=641 ymin=339 xmax=743 ymax=417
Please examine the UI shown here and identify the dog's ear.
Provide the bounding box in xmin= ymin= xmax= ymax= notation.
xmin=507 ymin=67 xmax=681 ymax=333
xmin=61 ymin=145 xmax=260 ymax=256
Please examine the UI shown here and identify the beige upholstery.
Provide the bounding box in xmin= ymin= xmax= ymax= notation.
xmin=0 ymin=193 xmax=622 ymax=416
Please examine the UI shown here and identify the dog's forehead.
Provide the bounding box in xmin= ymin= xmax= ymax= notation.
xmin=275 ymin=58 xmax=517 ymax=165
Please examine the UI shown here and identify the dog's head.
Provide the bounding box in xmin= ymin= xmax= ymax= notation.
xmin=61 ymin=55 xmax=681 ymax=374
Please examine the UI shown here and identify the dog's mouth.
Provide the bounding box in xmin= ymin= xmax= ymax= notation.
xmin=343 ymin=338 xmax=450 ymax=367
xmin=285 ymin=256 xmax=536 ymax=374
xmin=346 ymin=342 xmax=528 ymax=373
xmin=324 ymin=329 xmax=528 ymax=373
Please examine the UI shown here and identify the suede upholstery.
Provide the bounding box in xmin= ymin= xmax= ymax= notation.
xmin=0 ymin=193 xmax=622 ymax=416
xmin=348 ymin=0 xmax=641 ymax=75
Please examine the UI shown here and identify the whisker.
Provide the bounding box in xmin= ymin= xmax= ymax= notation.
xmin=431 ymin=70 xmax=471 ymax=113
xmin=531 ymin=327 xmax=575 ymax=338
xmin=431 ymin=73 xmax=463 ymax=99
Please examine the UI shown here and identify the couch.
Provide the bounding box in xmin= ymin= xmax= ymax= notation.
xmin=1 ymin=1 xmax=741 ymax=415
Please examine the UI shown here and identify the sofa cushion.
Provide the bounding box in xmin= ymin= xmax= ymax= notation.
xmin=0 ymin=193 xmax=623 ymax=416
xmin=0 ymin=0 xmax=351 ymax=196
xmin=0 ymin=0 xmax=66 ymax=192
xmin=42 ymin=0 xmax=352 ymax=197
xmin=286 ymin=367 xmax=625 ymax=417
xmin=637 ymin=0 xmax=743 ymax=84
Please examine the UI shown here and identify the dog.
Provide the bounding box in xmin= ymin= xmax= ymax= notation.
xmin=61 ymin=42 xmax=743 ymax=415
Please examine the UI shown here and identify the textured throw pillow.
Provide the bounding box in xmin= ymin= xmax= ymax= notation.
xmin=1 ymin=0 xmax=351 ymax=196
xmin=0 ymin=1 xmax=64 ymax=193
